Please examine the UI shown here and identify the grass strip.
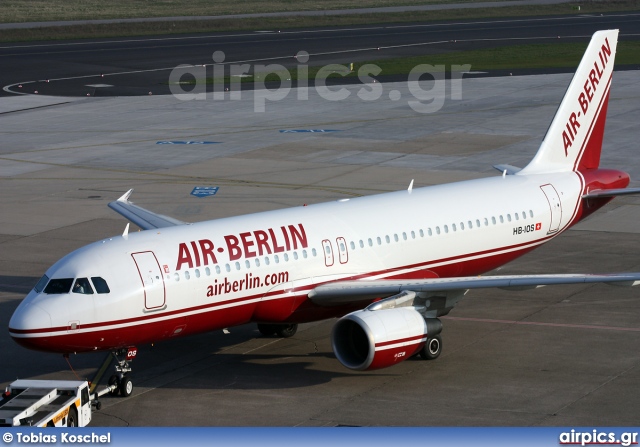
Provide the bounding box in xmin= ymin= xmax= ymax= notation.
xmin=181 ymin=41 xmax=640 ymax=86
xmin=1 ymin=1 xmax=639 ymax=43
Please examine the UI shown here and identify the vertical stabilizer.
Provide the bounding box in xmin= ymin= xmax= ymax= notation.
xmin=519 ymin=29 xmax=618 ymax=174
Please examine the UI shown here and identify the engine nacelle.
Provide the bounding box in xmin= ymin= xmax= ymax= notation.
xmin=332 ymin=307 xmax=441 ymax=371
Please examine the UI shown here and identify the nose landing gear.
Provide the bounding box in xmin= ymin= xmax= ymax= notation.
xmin=107 ymin=347 xmax=136 ymax=397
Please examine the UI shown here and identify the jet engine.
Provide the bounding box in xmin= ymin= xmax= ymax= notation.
xmin=331 ymin=307 xmax=442 ymax=371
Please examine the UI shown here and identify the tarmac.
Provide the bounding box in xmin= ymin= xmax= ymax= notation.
xmin=1 ymin=70 xmax=639 ymax=426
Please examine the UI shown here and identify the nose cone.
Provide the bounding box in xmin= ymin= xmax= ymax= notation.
xmin=9 ymin=302 xmax=53 ymax=352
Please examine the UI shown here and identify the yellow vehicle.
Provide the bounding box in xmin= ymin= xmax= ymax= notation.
xmin=0 ymin=380 xmax=93 ymax=427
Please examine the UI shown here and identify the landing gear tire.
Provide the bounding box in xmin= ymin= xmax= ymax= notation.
xmin=276 ymin=323 xmax=298 ymax=338
xmin=67 ymin=405 xmax=78 ymax=427
xmin=119 ymin=376 xmax=133 ymax=397
xmin=257 ymin=323 xmax=277 ymax=337
xmin=420 ymin=334 xmax=442 ymax=360
xmin=108 ymin=375 xmax=120 ymax=396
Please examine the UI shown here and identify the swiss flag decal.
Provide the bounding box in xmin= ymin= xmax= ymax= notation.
xmin=535 ymin=223 xmax=542 ymax=231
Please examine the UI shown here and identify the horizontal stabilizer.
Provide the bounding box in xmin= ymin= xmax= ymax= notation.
xmin=308 ymin=273 xmax=640 ymax=306
xmin=582 ymin=187 xmax=640 ymax=199
xmin=493 ymin=164 xmax=521 ymax=175
xmin=108 ymin=189 xmax=187 ymax=230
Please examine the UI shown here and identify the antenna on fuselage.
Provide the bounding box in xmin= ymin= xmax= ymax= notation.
xmin=122 ymin=223 xmax=130 ymax=239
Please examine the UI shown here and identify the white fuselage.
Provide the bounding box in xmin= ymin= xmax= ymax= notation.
xmin=9 ymin=171 xmax=586 ymax=353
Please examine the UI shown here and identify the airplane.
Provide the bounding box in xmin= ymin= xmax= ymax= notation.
xmin=9 ymin=29 xmax=640 ymax=398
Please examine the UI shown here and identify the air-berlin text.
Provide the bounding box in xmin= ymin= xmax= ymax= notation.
xmin=176 ymin=223 xmax=308 ymax=271
xmin=562 ymin=37 xmax=611 ymax=155
xmin=207 ymin=271 xmax=290 ymax=297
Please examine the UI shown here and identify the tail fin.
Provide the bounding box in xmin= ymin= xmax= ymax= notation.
xmin=519 ymin=29 xmax=618 ymax=175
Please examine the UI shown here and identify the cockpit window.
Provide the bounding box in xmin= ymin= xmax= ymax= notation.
xmin=44 ymin=278 xmax=74 ymax=294
xmin=91 ymin=277 xmax=110 ymax=294
xmin=72 ymin=278 xmax=94 ymax=295
xmin=34 ymin=275 xmax=50 ymax=293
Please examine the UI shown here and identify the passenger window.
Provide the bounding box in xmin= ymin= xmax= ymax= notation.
xmin=444 ymin=225 xmax=449 ymax=234
xmin=205 ymin=267 xmax=211 ymax=276
xmin=275 ymin=255 xmax=280 ymax=263
xmin=350 ymin=241 xmax=355 ymax=250
xmin=235 ymin=262 xmax=241 ymax=270
xmin=419 ymin=229 xmax=424 ymax=237
xmin=452 ymin=223 xmax=457 ymax=232
xmin=245 ymin=260 xmax=251 ymax=268
xmin=359 ymin=240 xmax=364 ymax=248
xmin=377 ymin=237 xmax=382 ymax=245
xmin=368 ymin=238 xmax=373 ymax=247
xmin=173 ymin=273 xmax=180 ymax=282
xmin=195 ymin=269 xmax=201 ymax=278
xmin=312 ymin=248 xmax=317 ymax=256
xmin=185 ymin=271 xmax=190 ymax=280
xmin=515 ymin=213 xmax=519 ymax=221
xmin=499 ymin=215 xmax=504 ymax=223
xmin=225 ymin=264 xmax=231 ymax=272
xmin=411 ymin=231 xmax=415 ymax=239
xmin=476 ymin=219 xmax=481 ymax=227
xmin=293 ymin=252 xmax=299 ymax=260
xmin=492 ymin=216 xmax=497 ymax=225
xmin=72 ymin=278 xmax=93 ymax=295
xmin=484 ymin=218 xmax=489 ymax=226
xmin=436 ymin=226 xmax=441 ymax=235
xmin=265 ymin=257 xmax=271 ymax=265
xmin=215 ymin=265 xmax=221 ymax=274
xmin=394 ymin=234 xmax=399 ymax=242
xmin=507 ymin=214 xmax=512 ymax=222
xmin=428 ymin=228 xmax=432 ymax=236
xmin=284 ymin=253 xmax=289 ymax=262
xmin=402 ymin=232 xmax=407 ymax=241
xmin=44 ymin=278 xmax=74 ymax=294
xmin=303 ymin=250 xmax=308 ymax=258
xmin=529 ymin=210 xmax=534 ymax=217
xmin=91 ymin=277 xmax=110 ymax=294
xmin=255 ymin=258 xmax=261 ymax=267
xmin=385 ymin=235 xmax=390 ymax=244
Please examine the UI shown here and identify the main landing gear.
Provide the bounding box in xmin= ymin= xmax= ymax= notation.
xmin=257 ymin=323 xmax=298 ymax=338
xmin=419 ymin=334 xmax=442 ymax=360
xmin=103 ymin=347 xmax=136 ymax=398
xmin=419 ymin=318 xmax=443 ymax=361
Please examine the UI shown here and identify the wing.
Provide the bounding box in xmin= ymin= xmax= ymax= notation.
xmin=108 ymin=189 xmax=187 ymax=230
xmin=308 ymin=273 xmax=640 ymax=307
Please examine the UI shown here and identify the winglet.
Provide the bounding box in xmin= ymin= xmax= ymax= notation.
xmin=118 ymin=189 xmax=134 ymax=203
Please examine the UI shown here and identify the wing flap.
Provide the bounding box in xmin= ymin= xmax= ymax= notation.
xmin=108 ymin=189 xmax=187 ymax=230
xmin=308 ymin=273 xmax=640 ymax=306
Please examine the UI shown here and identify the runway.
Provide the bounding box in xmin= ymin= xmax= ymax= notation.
xmin=2 ymin=12 xmax=640 ymax=97
xmin=1 ymin=66 xmax=639 ymax=425
xmin=1 ymin=12 xmax=640 ymax=426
